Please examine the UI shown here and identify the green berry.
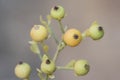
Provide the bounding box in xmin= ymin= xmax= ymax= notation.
xmin=88 ymin=21 xmax=104 ymax=40
xmin=41 ymin=57 xmax=56 ymax=75
xmin=74 ymin=60 xmax=90 ymax=76
xmin=50 ymin=5 xmax=65 ymax=21
xmin=14 ymin=61 xmax=31 ymax=79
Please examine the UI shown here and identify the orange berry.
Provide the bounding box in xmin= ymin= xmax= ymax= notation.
xmin=63 ymin=28 xmax=82 ymax=47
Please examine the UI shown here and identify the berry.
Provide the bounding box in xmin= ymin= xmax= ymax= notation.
xmin=63 ymin=28 xmax=82 ymax=47
xmin=41 ymin=57 xmax=56 ymax=75
xmin=74 ymin=60 xmax=90 ymax=76
xmin=50 ymin=5 xmax=65 ymax=21
xmin=88 ymin=21 xmax=104 ymax=40
xmin=30 ymin=25 xmax=48 ymax=42
xmin=14 ymin=61 xmax=31 ymax=79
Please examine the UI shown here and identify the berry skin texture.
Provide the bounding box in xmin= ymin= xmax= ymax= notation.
xmin=14 ymin=61 xmax=31 ymax=79
xmin=41 ymin=58 xmax=56 ymax=75
xmin=50 ymin=5 xmax=65 ymax=21
xmin=63 ymin=28 xmax=82 ymax=47
xmin=74 ymin=60 xmax=90 ymax=76
xmin=30 ymin=25 xmax=48 ymax=42
xmin=88 ymin=21 xmax=104 ymax=40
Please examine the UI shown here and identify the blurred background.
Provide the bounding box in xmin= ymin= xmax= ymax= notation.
xmin=0 ymin=0 xmax=120 ymax=80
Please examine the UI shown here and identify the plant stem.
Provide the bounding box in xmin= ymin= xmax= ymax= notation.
xmin=45 ymin=75 xmax=49 ymax=80
xmin=37 ymin=68 xmax=44 ymax=80
xmin=49 ymin=26 xmax=59 ymax=44
xmin=53 ymin=45 xmax=60 ymax=62
xmin=82 ymin=29 xmax=89 ymax=40
xmin=57 ymin=66 xmax=73 ymax=70
xmin=38 ymin=73 xmax=44 ymax=80
xmin=53 ymin=41 xmax=65 ymax=62
xmin=40 ymin=16 xmax=59 ymax=44
xmin=34 ymin=42 xmax=42 ymax=61
xmin=58 ymin=20 xmax=65 ymax=34
xmin=37 ymin=53 xmax=42 ymax=61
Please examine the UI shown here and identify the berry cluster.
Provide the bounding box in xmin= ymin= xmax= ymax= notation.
xmin=14 ymin=5 xmax=104 ymax=80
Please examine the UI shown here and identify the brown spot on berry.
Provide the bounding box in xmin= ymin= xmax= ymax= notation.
xmin=54 ymin=6 xmax=59 ymax=10
xmin=19 ymin=61 xmax=23 ymax=65
xmin=46 ymin=59 xmax=51 ymax=64
xmin=98 ymin=26 xmax=103 ymax=31
xmin=85 ymin=64 xmax=90 ymax=71
xmin=74 ymin=34 xmax=79 ymax=39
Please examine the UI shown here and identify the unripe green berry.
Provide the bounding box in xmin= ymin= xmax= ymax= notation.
xmin=88 ymin=21 xmax=104 ymax=40
xmin=14 ymin=61 xmax=31 ymax=79
xmin=74 ymin=60 xmax=90 ymax=76
xmin=41 ymin=58 xmax=56 ymax=75
xmin=50 ymin=5 xmax=65 ymax=21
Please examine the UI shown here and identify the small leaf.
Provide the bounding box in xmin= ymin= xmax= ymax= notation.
xmin=92 ymin=21 xmax=98 ymax=25
xmin=47 ymin=15 xmax=52 ymax=25
xmin=36 ymin=68 xmax=42 ymax=73
xmin=29 ymin=41 xmax=40 ymax=54
xmin=36 ymin=68 xmax=44 ymax=80
xmin=48 ymin=74 xmax=55 ymax=79
xmin=43 ymin=44 xmax=49 ymax=53
xmin=40 ymin=16 xmax=47 ymax=26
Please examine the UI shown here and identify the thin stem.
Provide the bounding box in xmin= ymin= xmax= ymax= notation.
xmin=45 ymin=20 xmax=59 ymax=44
xmin=53 ymin=41 xmax=66 ymax=62
xmin=53 ymin=45 xmax=60 ymax=62
xmin=49 ymin=26 xmax=59 ymax=44
xmin=40 ymin=16 xmax=59 ymax=44
xmin=58 ymin=20 xmax=65 ymax=34
xmin=37 ymin=53 xmax=42 ymax=61
xmin=57 ymin=66 xmax=73 ymax=70
xmin=35 ymin=42 xmax=42 ymax=61
xmin=82 ymin=29 xmax=89 ymax=40
xmin=37 ymin=68 xmax=44 ymax=80
xmin=38 ymin=73 xmax=44 ymax=80
xmin=45 ymin=75 xmax=49 ymax=80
